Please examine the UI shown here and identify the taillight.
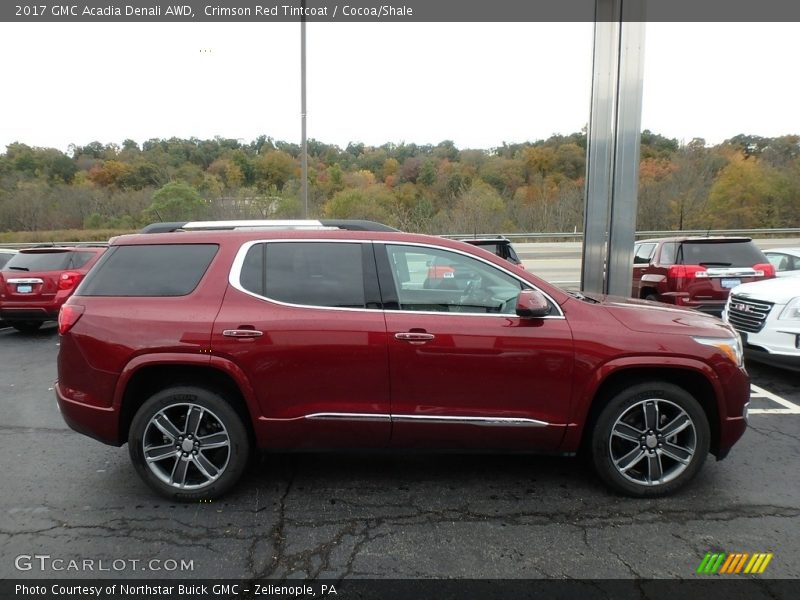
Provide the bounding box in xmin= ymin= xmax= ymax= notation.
xmin=753 ymin=263 xmax=776 ymax=278
xmin=58 ymin=271 xmax=81 ymax=290
xmin=58 ymin=304 xmax=84 ymax=335
xmin=668 ymin=265 xmax=708 ymax=279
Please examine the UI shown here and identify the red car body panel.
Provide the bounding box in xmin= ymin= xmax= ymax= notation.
xmin=212 ymin=286 xmax=392 ymax=449
xmin=385 ymin=310 xmax=573 ymax=449
xmin=55 ymin=229 xmax=749 ymax=463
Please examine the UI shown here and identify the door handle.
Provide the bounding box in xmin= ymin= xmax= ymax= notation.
xmin=395 ymin=332 xmax=435 ymax=344
xmin=223 ymin=329 xmax=264 ymax=338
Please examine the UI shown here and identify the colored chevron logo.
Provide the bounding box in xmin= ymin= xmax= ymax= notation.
xmin=696 ymin=552 xmax=773 ymax=574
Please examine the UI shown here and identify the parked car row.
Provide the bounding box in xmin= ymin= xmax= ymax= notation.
xmin=631 ymin=236 xmax=799 ymax=372
xmin=3 ymin=223 xmax=795 ymax=501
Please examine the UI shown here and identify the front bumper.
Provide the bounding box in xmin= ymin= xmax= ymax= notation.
xmin=726 ymin=302 xmax=800 ymax=372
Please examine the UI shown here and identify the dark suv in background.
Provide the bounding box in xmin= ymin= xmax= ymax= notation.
xmin=459 ymin=236 xmax=524 ymax=267
xmin=56 ymin=221 xmax=749 ymax=501
xmin=632 ymin=236 xmax=774 ymax=315
xmin=0 ymin=246 xmax=106 ymax=332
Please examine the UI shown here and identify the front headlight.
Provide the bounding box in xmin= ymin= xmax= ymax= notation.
xmin=778 ymin=297 xmax=800 ymax=321
xmin=693 ymin=335 xmax=744 ymax=367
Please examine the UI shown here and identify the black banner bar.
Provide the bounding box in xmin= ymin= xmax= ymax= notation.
xmin=3 ymin=579 xmax=799 ymax=600
xmin=3 ymin=0 xmax=800 ymax=23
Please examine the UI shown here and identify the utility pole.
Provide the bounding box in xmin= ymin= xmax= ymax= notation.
xmin=300 ymin=3 xmax=308 ymax=218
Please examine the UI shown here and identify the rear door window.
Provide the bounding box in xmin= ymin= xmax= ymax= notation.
xmin=240 ymin=241 xmax=370 ymax=309
xmin=77 ymin=244 xmax=218 ymax=296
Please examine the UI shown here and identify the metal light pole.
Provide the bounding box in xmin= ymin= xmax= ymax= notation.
xmin=581 ymin=0 xmax=646 ymax=295
xmin=300 ymin=4 xmax=309 ymax=218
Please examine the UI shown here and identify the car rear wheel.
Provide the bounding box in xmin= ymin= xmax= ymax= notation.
xmin=128 ymin=386 xmax=250 ymax=501
xmin=11 ymin=321 xmax=43 ymax=333
xmin=591 ymin=382 xmax=709 ymax=497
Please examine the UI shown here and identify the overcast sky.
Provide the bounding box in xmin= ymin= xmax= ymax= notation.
xmin=0 ymin=21 xmax=797 ymax=153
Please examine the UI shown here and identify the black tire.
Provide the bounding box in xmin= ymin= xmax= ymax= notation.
xmin=128 ymin=386 xmax=250 ymax=501
xmin=643 ymin=292 xmax=659 ymax=302
xmin=12 ymin=321 xmax=43 ymax=333
xmin=591 ymin=382 xmax=710 ymax=497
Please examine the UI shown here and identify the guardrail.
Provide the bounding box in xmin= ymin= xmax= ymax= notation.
xmin=443 ymin=228 xmax=800 ymax=242
xmin=3 ymin=227 xmax=800 ymax=249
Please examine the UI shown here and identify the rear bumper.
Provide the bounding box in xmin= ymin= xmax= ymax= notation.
xmin=55 ymin=382 xmax=122 ymax=446
xmin=0 ymin=307 xmax=59 ymax=322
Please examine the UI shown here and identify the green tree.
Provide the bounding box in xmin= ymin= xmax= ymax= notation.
xmin=145 ymin=182 xmax=206 ymax=222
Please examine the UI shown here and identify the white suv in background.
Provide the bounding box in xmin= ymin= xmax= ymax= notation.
xmin=724 ymin=277 xmax=800 ymax=372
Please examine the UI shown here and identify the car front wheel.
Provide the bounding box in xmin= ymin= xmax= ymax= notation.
xmin=128 ymin=386 xmax=250 ymax=501
xmin=591 ymin=382 xmax=710 ymax=497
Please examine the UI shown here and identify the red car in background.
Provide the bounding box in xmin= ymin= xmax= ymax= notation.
xmin=632 ymin=236 xmax=775 ymax=315
xmin=0 ymin=246 xmax=106 ymax=332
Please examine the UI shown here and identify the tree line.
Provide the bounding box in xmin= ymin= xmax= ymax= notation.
xmin=0 ymin=131 xmax=798 ymax=235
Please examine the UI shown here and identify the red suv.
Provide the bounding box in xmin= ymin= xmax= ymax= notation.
xmin=0 ymin=246 xmax=106 ymax=332
xmin=55 ymin=223 xmax=750 ymax=500
xmin=632 ymin=236 xmax=774 ymax=315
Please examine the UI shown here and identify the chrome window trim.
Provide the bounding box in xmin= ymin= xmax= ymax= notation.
xmin=229 ymin=238 xmax=564 ymax=319
xmin=298 ymin=412 xmax=550 ymax=427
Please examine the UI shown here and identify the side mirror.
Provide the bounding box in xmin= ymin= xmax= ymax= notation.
xmin=516 ymin=289 xmax=551 ymax=318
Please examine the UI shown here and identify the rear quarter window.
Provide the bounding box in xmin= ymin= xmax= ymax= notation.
xmin=77 ymin=244 xmax=218 ymax=296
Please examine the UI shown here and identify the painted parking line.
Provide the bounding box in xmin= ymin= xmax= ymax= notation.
xmin=749 ymin=384 xmax=800 ymax=415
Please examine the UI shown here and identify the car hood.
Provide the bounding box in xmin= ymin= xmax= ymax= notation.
xmin=590 ymin=294 xmax=736 ymax=336
xmin=730 ymin=277 xmax=800 ymax=304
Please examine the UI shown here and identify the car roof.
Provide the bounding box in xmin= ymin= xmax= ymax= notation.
xmin=111 ymin=228 xmax=480 ymax=249
xmin=140 ymin=219 xmax=400 ymax=233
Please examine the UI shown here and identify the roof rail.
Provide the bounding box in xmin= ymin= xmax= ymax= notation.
xmin=140 ymin=220 xmax=399 ymax=233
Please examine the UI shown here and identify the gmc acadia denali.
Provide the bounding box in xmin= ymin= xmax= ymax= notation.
xmin=56 ymin=222 xmax=750 ymax=500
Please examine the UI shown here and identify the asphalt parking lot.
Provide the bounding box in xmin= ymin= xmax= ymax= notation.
xmin=1 ymin=324 xmax=798 ymax=583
